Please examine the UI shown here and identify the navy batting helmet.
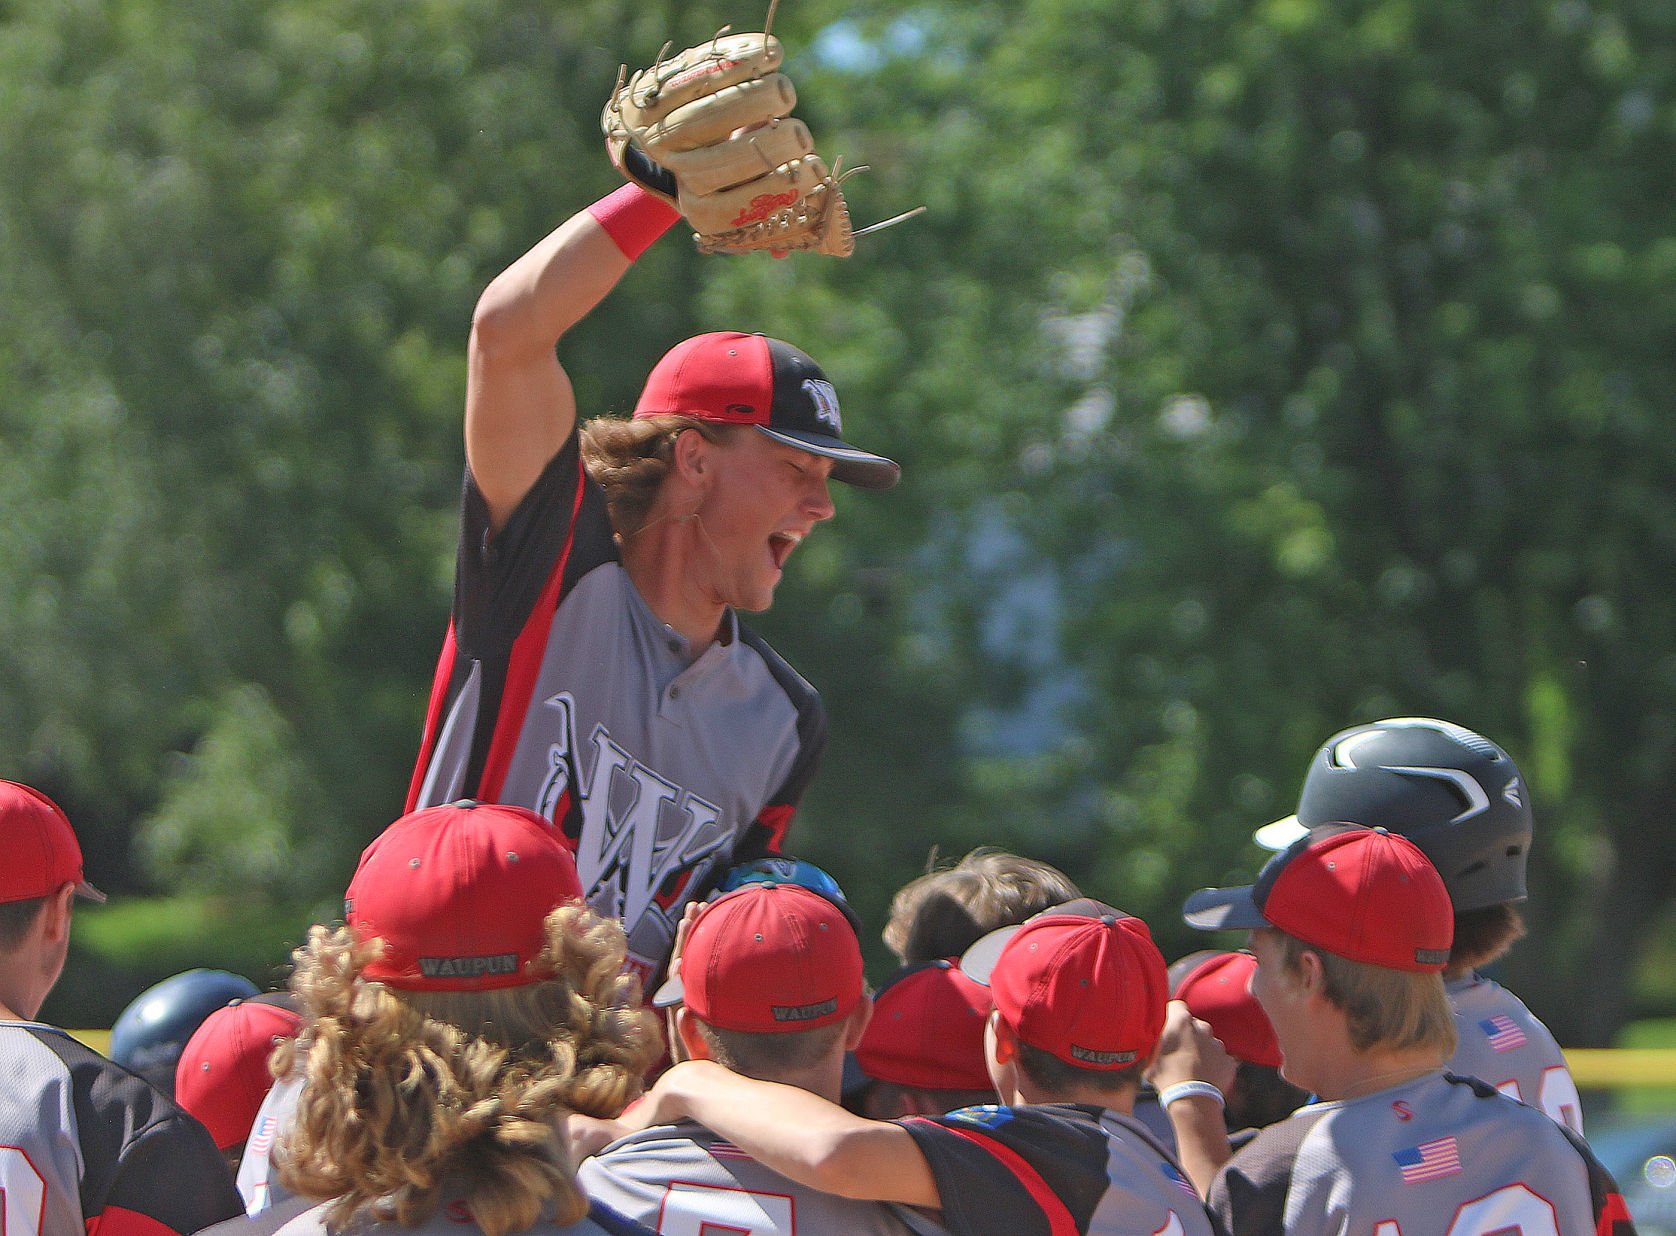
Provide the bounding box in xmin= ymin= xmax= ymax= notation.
xmin=110 ymin=968 xmax=259 ymax=1096
xmin=1253 ymin=718 xmax=1532 ymax=911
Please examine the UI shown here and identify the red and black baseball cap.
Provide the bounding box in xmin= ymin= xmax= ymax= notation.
xmin=634 ymin=332 xmax=900 ymax=490
xmin=0 ymin=780 xmax=105 ymax=905
xmin=346 ymin=800 xmax=585 ymax=992
xmin=961 ymin=899 xmax=1168 ymax=1071
xmin=1168 ymin=951 xmax=1282 ymax=1070
xmin=652 ymin=882 xmax=864 ymax=1033
xmin=174 ymin=994 xmax=303 ymax=1151
xmin=854 ymin=959 xmax=994 ymax=1091
xmin=1182 ymin=824 xmax=1453 ymax=972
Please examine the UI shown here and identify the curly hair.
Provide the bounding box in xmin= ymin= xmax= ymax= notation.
xmin=277 ymin=904 xmax=660 ymax=1236
xmin=579 ymin=414 xmax=742 ymax=537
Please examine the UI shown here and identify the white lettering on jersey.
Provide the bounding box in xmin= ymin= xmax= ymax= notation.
xmin=0 ymin=1146 xmax=47 ymax=1236
xmin=537 ymin=693 xmax=731 ymax=933
xmin=1155 ymin=1210 xmax=1187 ymax=1236
xmin=654 ymin=1181 xmax=796 ymax=1235
xmin=1379 ymin=1185 xmax=1561 ymax=1236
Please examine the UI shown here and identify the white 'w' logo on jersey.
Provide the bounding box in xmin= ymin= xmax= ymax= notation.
xmin=536 ymin=693 xmax=730 ymax=934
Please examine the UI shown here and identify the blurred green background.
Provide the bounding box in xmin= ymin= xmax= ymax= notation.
xmin=3 ymin=0 xmax=1673 ymax=1067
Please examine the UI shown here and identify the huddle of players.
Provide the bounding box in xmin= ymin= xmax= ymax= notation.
xmin=0 ymin=714 xmax=1640 ymax=1236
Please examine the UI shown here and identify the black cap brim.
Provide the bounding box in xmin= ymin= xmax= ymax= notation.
xmin=755 ymin=426 xmax=901 ymax=490
xmin=1181 ymin=884 xmax=1267 ymax=932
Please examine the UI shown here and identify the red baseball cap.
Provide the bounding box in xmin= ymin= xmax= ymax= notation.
xmin=174 ymin=995 xmax=303 ymax=1151
xmin=1168 ymin=951 xmax=1282 ymax=1070
xmin=855 ymin=960 xmax=994 ymax=1091
xmin=633 ymin=332 xmax=900 ymax=490
xmin=346 ymin=801 xmax=585 ymax=992
xmin=1182 ymin=824 xmax=1453 ymax=972
xmin=962 ymin=900 xmax=1168 ymax=1071
xmin=0 ymin=780 xmax=105 ymax=905
xmin=652 ymin=883 xmax=863 ymax=1033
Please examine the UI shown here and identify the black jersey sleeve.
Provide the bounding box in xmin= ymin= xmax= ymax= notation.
xmin=60 ymin=1038 xmax=244 ymax=1236
xmin=732 ymin=625 xmax=827 ymax=858
xmin=899 ymin=1105 xmax=1110 ymax=1236
xmin=1206 ymin=1111 xmax=1314 ymax=1236
xmin=456 ymin=429 xmax=615 ymax=658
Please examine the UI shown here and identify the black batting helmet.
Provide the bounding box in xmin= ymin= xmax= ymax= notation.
xmin=1253 ymin=718 xmax=1532 ymax=911
xmin=110 ymin=968 xmax=259 ymax=1096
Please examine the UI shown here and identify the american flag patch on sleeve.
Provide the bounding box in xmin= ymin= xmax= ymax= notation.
xmin=1480 ymin=1015 xmax=1529 ymax=1052
xmin=1160 ymin=1162 xmax=1199 ymax=1198
xmin=1394 ymin=1136 xmax=1462 ymax=1183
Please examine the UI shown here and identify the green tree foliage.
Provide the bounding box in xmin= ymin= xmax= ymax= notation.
xmin=2 ymin=0 xmax=1672 ymax=1039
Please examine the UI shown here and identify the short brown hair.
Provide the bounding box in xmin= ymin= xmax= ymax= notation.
xmin=579 ymin=415 xmax=742 ymax=537
xmin=1013 ymin=1041 xmax=1141 ymax=1099
xmin=0 ymin=896 xmax=48 ymax=952
xmin=1448 ymin=902 xmax=1526 ymax=972
xmin=692 ymin=1018 xmax=849 ymax=1079
xmin=883 ymin=849 xmax=1082 ymax=964
xmin=1271 ymin=929 xmax=1457 ymax=1056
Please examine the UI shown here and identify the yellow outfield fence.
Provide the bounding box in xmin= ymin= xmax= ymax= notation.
xmin=60 ymin=1031 xmax=1676 ymax=1088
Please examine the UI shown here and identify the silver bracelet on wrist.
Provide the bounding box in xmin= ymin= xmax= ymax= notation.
xmin=1159 ymin=1080 xmax=1226 ymax=1110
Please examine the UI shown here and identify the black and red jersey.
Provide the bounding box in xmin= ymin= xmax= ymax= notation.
xmin=406 ymin=433 xmax=826 ymax=982
xmin=0 ymin=1021 xmax=244 ymax=1236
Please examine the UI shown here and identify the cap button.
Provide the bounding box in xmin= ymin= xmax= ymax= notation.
xmin=408 ymin=857 xmax=421 ymax=869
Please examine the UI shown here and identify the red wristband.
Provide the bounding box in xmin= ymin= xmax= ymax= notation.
xmin=587 ymin=184 xmax=681 ymax=260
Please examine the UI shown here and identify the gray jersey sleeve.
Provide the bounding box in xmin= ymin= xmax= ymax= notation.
xmin=580 ymin=1120 xmax=945 ymax=1236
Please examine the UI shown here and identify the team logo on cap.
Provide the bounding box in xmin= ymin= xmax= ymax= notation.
xmin=771 ymin=997 xmax=840 ymax=1023
xmin=802 ymin=379 xmax=842 ymax=433
xmin=1070 ymin=1045 xmax=1137 ymax=1066
xmin=419 ymin=953 xmax=520 ymax=980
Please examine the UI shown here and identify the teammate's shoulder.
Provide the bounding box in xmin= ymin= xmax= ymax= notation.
xmin=4 ymin=1021 xmax=172 ymax=1114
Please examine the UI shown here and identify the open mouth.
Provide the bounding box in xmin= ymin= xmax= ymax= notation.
xmin=768 ymin=531 xmax=803 ymax=570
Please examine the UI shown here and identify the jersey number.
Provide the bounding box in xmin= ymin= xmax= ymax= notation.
xmin=1496 ymin=1067 xmax=1584 ymax=1135
xmin=1374 ymin=1183 xmax=1560 ymax=1236
xmin=656 ymin=1181 xmax=795 ymax=1235
xmin=1 ymin=1146 xmax=48 ymax=1236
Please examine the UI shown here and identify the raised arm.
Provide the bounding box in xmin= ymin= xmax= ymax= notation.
xmin=465 ymin=185 xmax=677 ymax=531
xmin=1148 ymin=1000 xmax=1238 ymax=1197
xmin=644 ymin=1059 xmax=943 ymax=1208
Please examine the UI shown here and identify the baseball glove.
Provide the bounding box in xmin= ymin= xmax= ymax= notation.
xmin=602 ymin=31 xmax=855 ymax=257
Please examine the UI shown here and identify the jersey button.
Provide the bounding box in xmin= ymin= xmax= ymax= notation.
xmin=669 ymin=686 xmax=681 ymax=700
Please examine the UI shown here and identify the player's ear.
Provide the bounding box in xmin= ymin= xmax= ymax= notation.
xmin=671 ymin=425 xmax=714 ymax=485
xmin=674 ymin=1007 xmax=711 ymax=1061
xmin=41 ymin=882 xmax=76 ymax=945
xmin=842 ymin=992 xmax=874 ymax=1051
xmin=990 ymin=1010 xmax=1017 ymax=1064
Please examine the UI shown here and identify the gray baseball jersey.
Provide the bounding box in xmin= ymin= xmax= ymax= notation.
xmin=237 ymin=1071 xmax=303 ymax=1214
xmin=0 ymin=1021 xmax=244 ymax=1236
xmin=899 ymin=1103 xmax=1216 ymax=1236
xmin=1447 ymin=972 xmax=1582 ymax=1135
xmin=1208 ymin=1072 xmax=1632 ymax=1236
xmin=580 ymin=1119 xmax=949 ymax=1235
xmin=407 ymin=434 xmax=826 ymax=984
xmin=257 ymin=1189 xmax=659 ymax=1236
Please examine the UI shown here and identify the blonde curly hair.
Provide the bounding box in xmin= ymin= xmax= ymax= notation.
xmin=277 ymin=903 xmax=660 ymax=1236
xmin=580 ymin=414 xmax=742 ymax=537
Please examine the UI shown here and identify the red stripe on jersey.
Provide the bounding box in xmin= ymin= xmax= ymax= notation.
xmin=476 ymin=451 xmax=589 ymax=803
xmin=1597 ymin=1189 xmax=1634 ymax=1236
xmin=929 ymin=1123 xmax=1079 ymax=1236
xmin=753 ymin=803 xmax=795 ymax=855
xmin=88 ymin=1205 xmax=188 ymax=1236
xmin=405 ymin=620 xmax=461 ymax=812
